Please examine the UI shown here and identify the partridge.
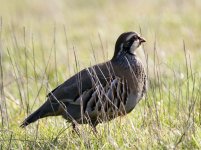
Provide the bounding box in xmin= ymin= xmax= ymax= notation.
xmin=20 ymin=32 xmax=147 ymax=132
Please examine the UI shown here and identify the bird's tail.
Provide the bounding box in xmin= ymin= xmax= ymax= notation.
xmin=20 ymin=99 xmax=61 ymax=128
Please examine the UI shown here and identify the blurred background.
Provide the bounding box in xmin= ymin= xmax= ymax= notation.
xmin=1 ymin=0 xmax=201 ymax=53
xmin=0 ymin=0 xmax=201 ymax=149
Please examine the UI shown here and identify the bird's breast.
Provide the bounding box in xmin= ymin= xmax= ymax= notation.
xmin=125 ymin=92 xmax=142 ymax=113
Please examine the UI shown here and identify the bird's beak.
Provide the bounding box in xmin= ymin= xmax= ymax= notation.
xmin=139 ymin=37 xmax=146 ymax=44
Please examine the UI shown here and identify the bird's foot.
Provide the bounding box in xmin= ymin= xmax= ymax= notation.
xmin=72 ymin=122 xmax=80 ymax=136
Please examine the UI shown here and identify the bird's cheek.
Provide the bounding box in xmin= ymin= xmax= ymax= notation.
xmin=137 ymin=40 xmax=141 ymax=47
xmin=133 ymin=41 xmax=139 ymax=49
xmin=136 ymin=42 xmax=141 ymax=48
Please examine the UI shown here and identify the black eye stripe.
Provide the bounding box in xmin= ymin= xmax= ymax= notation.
xmin=126 ymin=41 xmax=133 ymax=46
xmin=123 ymin=35 xmax=139 ymax=50
xmin=124 ymin=39 xmax=133 ymax=49
xmin=127 ymin=37 xmax=134 ymax=44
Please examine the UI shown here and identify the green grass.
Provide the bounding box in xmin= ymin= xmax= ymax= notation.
xmin=0 ymin=0 xmax=201 ymax=149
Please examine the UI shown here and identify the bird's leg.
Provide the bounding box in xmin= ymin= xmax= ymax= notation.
xmin=91 ymin=122 xmax=98 ymax=135
xmin=92 ymin=125 xmax=98 ymax=134
xmin=72 ymin=122 xmax=80 ymax=136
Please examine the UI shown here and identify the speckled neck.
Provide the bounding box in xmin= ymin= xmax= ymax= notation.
xmin=111 ymin=52 xmax=137 ymax=69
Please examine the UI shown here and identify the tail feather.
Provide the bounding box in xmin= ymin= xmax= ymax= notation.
xmin=20 ymin=109 xmax=41 ymax=128
xmin=20 ymin=100 xmax=61 ymax=128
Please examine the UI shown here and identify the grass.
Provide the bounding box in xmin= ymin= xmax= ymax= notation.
xmin=0 ymin=0 xmax=201 ymax=149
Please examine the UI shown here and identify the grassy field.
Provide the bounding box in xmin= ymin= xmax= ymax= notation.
xmin=0 ymin=0 xmax=201 ymax=149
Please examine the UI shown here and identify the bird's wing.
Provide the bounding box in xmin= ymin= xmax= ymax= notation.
xmin=47 ymin=61 xmax=116 ymax=102
xmin=45 ymin=61 xmax=132 ymax=123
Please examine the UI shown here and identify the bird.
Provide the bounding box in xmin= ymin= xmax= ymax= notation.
xmin=20 ymin=31 xmax=147 ymax=132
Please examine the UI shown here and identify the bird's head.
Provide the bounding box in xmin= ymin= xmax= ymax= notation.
xmin=113 ymin=32 xmax=146 ymax=59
